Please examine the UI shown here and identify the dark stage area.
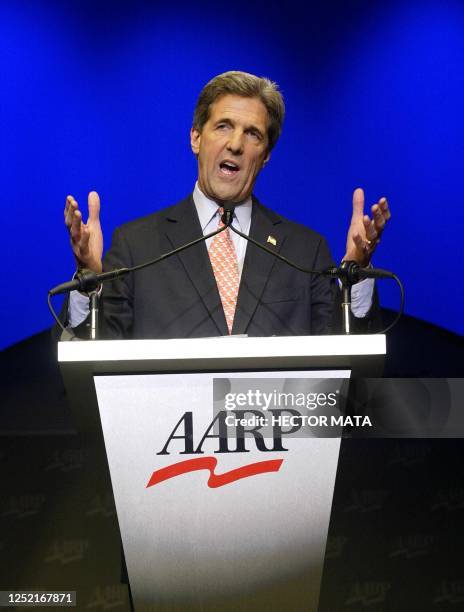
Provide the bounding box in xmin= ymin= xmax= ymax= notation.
xmin=0 ymin=313 xmax=463 ymax=610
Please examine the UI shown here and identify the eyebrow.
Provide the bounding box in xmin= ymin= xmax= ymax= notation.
xmin=214 ymin=118 xmax=234 ymax=127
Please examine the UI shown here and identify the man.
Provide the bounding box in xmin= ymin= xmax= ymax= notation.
xmin=64 ymin=71 xmax=390 ymax=338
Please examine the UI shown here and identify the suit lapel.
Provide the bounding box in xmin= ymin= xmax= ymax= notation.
xmin=232 ymin=198 xmax=286 ymax=334
xmin=163 ymin=195 xmax=228 ymax=335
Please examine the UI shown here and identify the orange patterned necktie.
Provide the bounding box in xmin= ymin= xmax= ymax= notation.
xmin=208 ymin=207 xmax=240 ymax=334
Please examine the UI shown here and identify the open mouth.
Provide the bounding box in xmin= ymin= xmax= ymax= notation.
xmin=219 ymin=160 xmax=240 ymax=176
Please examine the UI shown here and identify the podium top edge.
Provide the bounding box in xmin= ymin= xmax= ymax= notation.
xmin=58 ymin=334 xmax=386 ymax=363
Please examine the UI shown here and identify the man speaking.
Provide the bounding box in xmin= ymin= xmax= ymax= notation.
xmin=63 ymin=71 xmax=390 ymax=339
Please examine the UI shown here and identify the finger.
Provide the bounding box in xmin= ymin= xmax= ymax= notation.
xmin=371 ymin=204 xmax=386 ymax=232
xmin=79 ymin=225 xmax=90 ymax=255
xmin=378 ymin=197 xmax=391 ymax=220
xmin=88 ymin=191 xmax=101 ymax=223
xmin=363 ymin=215 xmax=379 ymax=242
xmin=355 ymin=227 xmax=379 ymax=257
xmin=64 ymin=196 xmax=74 ymax=225
xmin=70 ymin=208 xmax=83 ymax=242
xmin=351 ymin=187 xmax=365 ymax=220
xmin=64 ymin=195 xmax=72 ymax=217
xmin=65 ymin=196 xmax=79 ymax=229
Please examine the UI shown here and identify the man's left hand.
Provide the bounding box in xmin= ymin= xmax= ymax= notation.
xmin=344 ymin=187 xmax=391 ymax=267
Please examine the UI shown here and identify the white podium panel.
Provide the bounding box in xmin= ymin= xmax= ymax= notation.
xmin=94 ymin=370 xmax=349 ymax=612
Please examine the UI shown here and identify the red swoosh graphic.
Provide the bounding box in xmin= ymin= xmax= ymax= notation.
xmin=146 ymin=456 xmax=283 ymax=489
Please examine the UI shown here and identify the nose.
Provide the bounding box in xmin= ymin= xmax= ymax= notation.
xmin=226 ymin=130 xmax=244 ymax=155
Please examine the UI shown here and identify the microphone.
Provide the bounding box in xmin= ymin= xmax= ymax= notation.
xmin=49 ymin=267 xmax=130 ymax=296
xmin=323 ymin=261 xmax=395 ymax=283
xmin=221 ymin=202 xmax=235 ymax=226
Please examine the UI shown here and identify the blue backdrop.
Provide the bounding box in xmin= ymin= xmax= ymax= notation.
xmin=1 ymin=0 xmax=463 ymax=349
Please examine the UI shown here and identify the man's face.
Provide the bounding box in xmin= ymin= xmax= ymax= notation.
xmin=190 ymin=94 xmax=271 ymax=204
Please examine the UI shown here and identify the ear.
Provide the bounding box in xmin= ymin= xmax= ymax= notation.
xmin=262 ymin=150 xmax=271 ymax=168
xmin=190 ymin=127 xmax=201 ymax=156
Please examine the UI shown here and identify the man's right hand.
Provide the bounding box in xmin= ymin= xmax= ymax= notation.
xmin=64 ymin=191 xmax=103 ymax=274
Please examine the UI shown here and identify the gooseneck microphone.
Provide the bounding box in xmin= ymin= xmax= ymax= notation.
xmin=324 ymin=261 xmax=394 ymax=282
xmin=221 ymin=202 xmax=236 ymax=226
xmin=48 ymin=267 xmax=131 ymax=297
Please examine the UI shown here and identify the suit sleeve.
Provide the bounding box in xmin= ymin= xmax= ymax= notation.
xmin=309 ymin=235 xmax=382 ymax=334
xmin=309 ymin=236 xmax=338 ymax=334
xmin=98 ymin=226 xmax=136 ymax=339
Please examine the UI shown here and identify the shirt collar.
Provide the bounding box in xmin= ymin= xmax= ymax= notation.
xmin=193 ymin=182 xmax=252 ymax=232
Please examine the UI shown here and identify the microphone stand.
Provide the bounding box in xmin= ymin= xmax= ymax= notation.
xmin=89 ymin=290 xmax=99 ymax=340
xmin=341 ymin=283 xmax=352 ymax=335
xmin=339 ymin=262 xmax=353 ymax=335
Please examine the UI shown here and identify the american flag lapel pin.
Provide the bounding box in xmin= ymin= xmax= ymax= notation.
xmin=267 ymin=235 xmax=277 ymax=246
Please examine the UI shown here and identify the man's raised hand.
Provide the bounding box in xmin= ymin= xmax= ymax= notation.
xmin=344 ymin=187 xmax=391 ymax=267
xmin=64 ymin=191 xmax=103 ymax=274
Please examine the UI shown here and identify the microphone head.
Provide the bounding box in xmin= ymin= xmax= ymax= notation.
xmin=221 ymin=203 xmax=235 ymax=225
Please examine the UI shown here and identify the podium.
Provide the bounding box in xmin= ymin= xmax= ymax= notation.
xmin=58 ymin=334 xmax=386 ymax=612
